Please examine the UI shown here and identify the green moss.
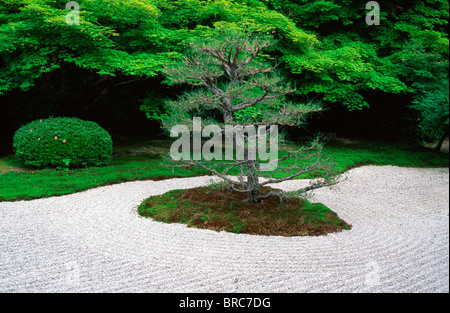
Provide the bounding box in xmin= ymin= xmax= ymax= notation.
xmin=0 ymin=139 xmax=447 ymax=202
xmin=138 ymin=186 xmax=351 ymax=236
xmin=0 ymin=155 xmax=203 ymax=201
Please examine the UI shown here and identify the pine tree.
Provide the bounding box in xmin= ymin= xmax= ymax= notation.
xmin=163 ymin=31 xmax=337 ymax=203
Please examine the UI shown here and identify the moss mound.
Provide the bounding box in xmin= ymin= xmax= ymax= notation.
xmin=138 ymin=186 xmax=351 ymax=236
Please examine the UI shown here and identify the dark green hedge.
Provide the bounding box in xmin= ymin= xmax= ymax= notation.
xmin=13 ymin=117 xmax=112 ymax=168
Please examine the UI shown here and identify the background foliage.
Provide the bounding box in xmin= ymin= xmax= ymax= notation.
xmin=0 ymin=0 xmax=448 ymax=155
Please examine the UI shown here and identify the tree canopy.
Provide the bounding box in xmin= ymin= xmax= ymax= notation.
xmin=0 ymin=0 xmax=448 ymax=145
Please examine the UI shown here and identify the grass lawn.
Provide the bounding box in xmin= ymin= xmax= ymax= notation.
xmin=0 ymin=137 xmax=448 ymax=202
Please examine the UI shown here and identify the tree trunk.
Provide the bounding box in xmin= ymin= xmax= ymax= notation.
xmin=221 ymin=95 xmax=261 ymax=203
xmin=246 ymin=159 xmax=261 ymax=203
xmin=222 ymin=97 xmax=233 ymax=124
xmin=433 ymin=126 xmax=448 ymax=152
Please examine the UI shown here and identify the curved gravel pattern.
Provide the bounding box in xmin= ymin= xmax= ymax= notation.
xmin=0 ymin=166 xmax=448 ymax=293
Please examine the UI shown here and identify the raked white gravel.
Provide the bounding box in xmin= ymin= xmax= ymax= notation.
xmin=0 ymin=165 xmax=448 ymax=293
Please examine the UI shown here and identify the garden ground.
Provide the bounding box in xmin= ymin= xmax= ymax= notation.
xmin=0 ymin=137 xmax=448 ymax=201
xmin=0 ymin=165 xmax=448 ymax=292
xmin=0 ymin=138 xmax=448 ymax=292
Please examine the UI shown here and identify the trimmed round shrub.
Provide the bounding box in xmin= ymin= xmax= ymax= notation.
xmin=13 ymin=117 xmax=113 ymax=168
